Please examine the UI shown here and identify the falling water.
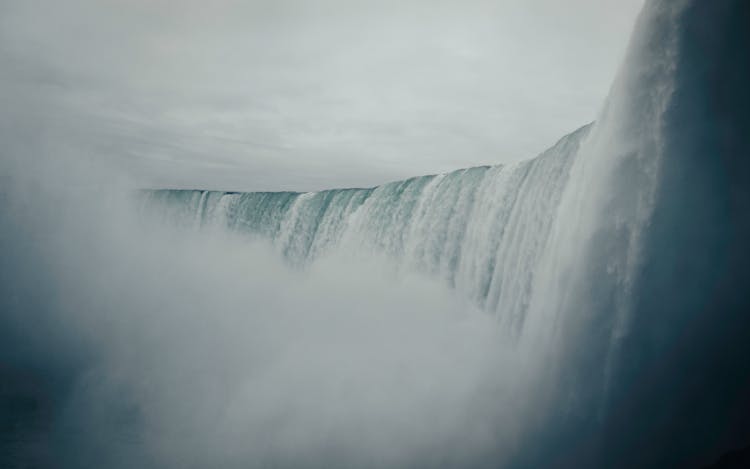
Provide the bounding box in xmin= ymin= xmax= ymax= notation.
xmin=143 ymin=124 xmax=590 ymax=333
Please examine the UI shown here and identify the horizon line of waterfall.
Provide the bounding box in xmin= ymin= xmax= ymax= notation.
xmin=142 ymin=123 xmax=591 ymax=328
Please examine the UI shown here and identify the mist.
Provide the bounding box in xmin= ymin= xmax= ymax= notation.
xmin=0 ymin=174 xmax=541 ymax=468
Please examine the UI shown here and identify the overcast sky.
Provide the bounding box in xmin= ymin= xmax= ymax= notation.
xmin=0 ymin=0 xmax=644 ymax=191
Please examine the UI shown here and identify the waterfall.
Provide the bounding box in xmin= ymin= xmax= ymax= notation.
xmin=143 ymin=124 xmax=590 ymax=332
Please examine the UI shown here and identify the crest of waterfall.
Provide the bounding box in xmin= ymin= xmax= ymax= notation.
xmin=143 ymin=123 xmax=589 ymax=332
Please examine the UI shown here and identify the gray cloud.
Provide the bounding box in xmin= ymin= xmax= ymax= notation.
xmin=1 ymin=0 xmax=643 ymax=191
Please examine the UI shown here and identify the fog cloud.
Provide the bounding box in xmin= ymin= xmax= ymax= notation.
xmin=0 ymin=182 xmax=535 ymax=467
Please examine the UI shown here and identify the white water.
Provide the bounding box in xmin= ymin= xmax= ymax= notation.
xmin=145 ymin=124 xmax=589 ymax=334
